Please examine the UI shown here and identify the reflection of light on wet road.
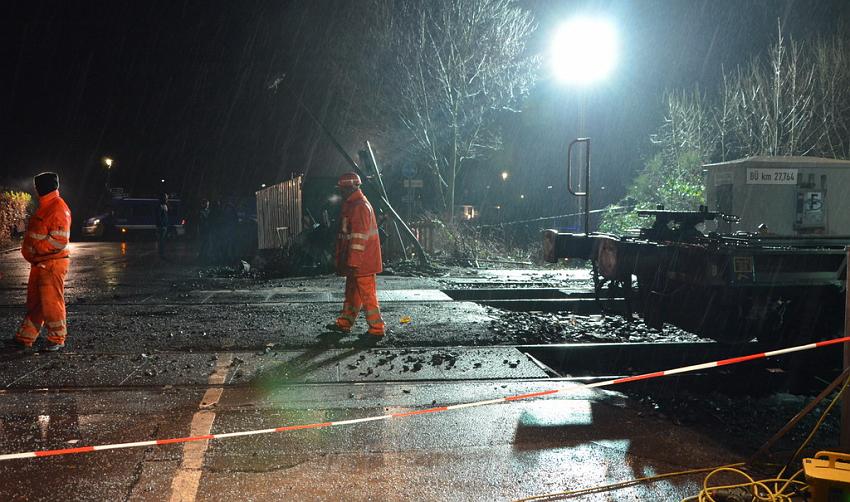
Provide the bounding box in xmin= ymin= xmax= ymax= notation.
xmin=38 ymin=415 xmax=50 ymax=440
xmin=519 ymin=400 xmax=592 ymax=426
xmin=120 ymin=242 xmax=126 ymax=256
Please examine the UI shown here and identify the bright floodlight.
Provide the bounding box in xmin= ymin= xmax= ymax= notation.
xmin=551 ymin=17 xmax=617 ymax=85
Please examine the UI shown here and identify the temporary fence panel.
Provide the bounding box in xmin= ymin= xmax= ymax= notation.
xmin=256 ymin=177 xmax=303 ymax=250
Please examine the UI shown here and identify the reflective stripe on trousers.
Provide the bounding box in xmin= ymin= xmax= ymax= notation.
xmin=16 ymin=259 xmax=68 ymax=346
xmin=336 ymin=274 xmax=384 ymax=334
xmin=336 ymin=302 xmax=360 ymax=328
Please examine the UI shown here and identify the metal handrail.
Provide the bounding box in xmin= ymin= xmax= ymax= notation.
xmin=567 ymin=137 xmax=591 ymax=235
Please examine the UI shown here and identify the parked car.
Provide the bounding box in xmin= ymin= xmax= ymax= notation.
xmin=82 ymin=198 xmax=186 ymax=239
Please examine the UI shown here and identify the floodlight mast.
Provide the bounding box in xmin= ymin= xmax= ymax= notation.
xmin=550 ymin=17 xmax=617 ymax=234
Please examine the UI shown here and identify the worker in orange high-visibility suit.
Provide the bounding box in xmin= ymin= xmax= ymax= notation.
xmin=331 ymin=172 xmax=385 ymax=336
xmin=13 ymin=172 xmax=72 ymax=352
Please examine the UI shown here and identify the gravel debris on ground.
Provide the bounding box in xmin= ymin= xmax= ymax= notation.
xmin=488 ymin=310 xmax=705 ymax=344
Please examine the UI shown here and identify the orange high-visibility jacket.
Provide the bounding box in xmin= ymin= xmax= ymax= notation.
xmin=22 ymin=190 xmax=72 ymax=264
xmin=335 ymin=189 xmax=382 ymax=276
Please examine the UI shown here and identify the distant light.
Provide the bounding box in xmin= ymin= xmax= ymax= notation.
xmin=547 ymin=185 xmax=553 ymax=189
xmin=261 ymin=184 xmax=266 ymax=188
xmin=501 ymin=171 xmax=509 ymax=181
xmin=160 ymin=179 xmax=165 ymax=183
xmin=121 ymin=228 xmax=127 ymax=233
xmin=329 ymin=194 xmax=341 ymax=204
xmin=551 ymin=17 xmax=618 ymax=85
xmin=520 ymin=194 xmax=525 ymax=199
xmin=103 ymin=157 xmax=113 ymax=168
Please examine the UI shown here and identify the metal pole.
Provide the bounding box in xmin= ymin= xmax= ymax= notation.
xmin=842 ymin=246 xmax=850 ymax=450
xmin=566 ymin=138 xmax=591 ymax=236
xmin=584 ymin=138 xmax=591 ymax=236
xmin=578 ymin=91 xmax=586 ymax=231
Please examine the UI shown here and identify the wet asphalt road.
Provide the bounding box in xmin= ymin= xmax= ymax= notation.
xmin=0 ymin=242 xmax=744 ymax=501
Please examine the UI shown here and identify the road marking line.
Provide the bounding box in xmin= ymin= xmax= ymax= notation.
xmin=168 ymin=353 xmax=232 ymax=502
xmin=2 ymin=336 xmax=849 ymax=462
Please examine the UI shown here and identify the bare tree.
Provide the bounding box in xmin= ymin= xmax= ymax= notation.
xmin=811 ymin=33 xmax=850 ymax=158
xmin=652 ymin=23 xmax=850 ymax=165
xmin=371 ymin=0 xmax=538 ymax=222
xmin=722 ymin=25 xmax=818 ymax=157
xmin=604 ymin=24 xmax=850 ymax=231
xmin=652 ymin=88 xmax=717 ymax=167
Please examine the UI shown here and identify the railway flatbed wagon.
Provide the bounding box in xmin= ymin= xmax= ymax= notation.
xmin=544 ymin=150 xmax=850 ymax=344
xmin=545 ymin=210 xmax=848 ymax=343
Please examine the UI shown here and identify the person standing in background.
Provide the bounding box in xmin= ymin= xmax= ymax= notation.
xmin=156 ymin=193 xmax=169 ymax=259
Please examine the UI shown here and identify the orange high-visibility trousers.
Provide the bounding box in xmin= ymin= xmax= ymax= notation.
xmin=336 ymin=274 xmax=385 ymax=335
xmin=16 ymin=258 xmax=69 ymax=347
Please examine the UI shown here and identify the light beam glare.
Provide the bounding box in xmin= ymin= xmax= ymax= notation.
xmin=551 ymin=17 xmax=618 ymax=85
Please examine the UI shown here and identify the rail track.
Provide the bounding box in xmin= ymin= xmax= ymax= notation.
xmin=1 ymin=285 xmax=842 ymax=396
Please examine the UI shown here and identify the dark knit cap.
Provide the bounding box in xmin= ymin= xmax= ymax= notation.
xmin=34 ymin=172 xmax=59 ymax=196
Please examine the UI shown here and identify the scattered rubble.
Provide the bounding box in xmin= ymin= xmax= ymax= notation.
xmin=630 ymin=389 xmax=841 ymax=457
xmin=381 ymin=260 xmax=448 ymax=277
xmin=489 ymin=310 xmax=704 ymax=344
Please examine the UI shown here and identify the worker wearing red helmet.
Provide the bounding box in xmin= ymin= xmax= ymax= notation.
xmin=332 ymin=172 xmax=385 ymax=336
xmin=13 ymin=172 xmax=72 ymax=351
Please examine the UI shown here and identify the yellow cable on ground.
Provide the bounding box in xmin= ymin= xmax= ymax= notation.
xmin=686 ymin=465 xmax=808 ymax=501
xmin=518 ymin=371 xmax=850 ymax=502
xmin=776 ymin=371 xmax=850 ymax=481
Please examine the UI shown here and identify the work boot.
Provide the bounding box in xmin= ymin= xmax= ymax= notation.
xmin=325 ymin=323 xmax=351 ymax=334
xmin=43 ymin=342 xmax=65 ymax=352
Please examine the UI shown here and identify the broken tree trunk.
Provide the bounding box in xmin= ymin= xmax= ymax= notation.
xmin=269 ymin=75 xmax=430 ymax=267
xmin=359 ymin=142 xmax=408 ymax=261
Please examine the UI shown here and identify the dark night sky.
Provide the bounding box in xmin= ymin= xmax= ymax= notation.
xmin=2 ymin=0 xmax=849 ymax=221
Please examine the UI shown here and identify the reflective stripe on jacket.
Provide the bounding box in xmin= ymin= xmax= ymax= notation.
xmin=22 ymin=190 xmax=72 ymax=264
xmin=335 ymin=189 xmax=382 ymax=276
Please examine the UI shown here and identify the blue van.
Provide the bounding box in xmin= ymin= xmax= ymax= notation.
xmin=82 ymin=198 xmax=186 ymax=238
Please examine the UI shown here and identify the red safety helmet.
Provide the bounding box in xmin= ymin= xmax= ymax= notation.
xmin=337 ymin=172 xmax=362 ymax=188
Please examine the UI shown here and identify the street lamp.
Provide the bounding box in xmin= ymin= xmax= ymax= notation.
xmin=501 ymin=171 xmax=509 ymax=181
xmin=550 ymin=17 xmax=617 ymax=231
xmin=103 ymin=157 xmax=114 ymax=189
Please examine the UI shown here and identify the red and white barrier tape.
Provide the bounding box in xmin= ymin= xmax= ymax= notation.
xmin=2 ymin=336 xmax=848 ymax=462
